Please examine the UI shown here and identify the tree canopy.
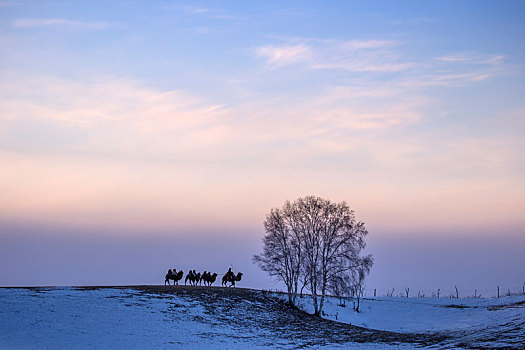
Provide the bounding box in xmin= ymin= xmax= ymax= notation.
xmin=253 ymin=196 xmax=373 ymax=315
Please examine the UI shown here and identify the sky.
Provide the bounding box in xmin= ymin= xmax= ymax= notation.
xmin=1 ymin=1 xmax=524 ymax=296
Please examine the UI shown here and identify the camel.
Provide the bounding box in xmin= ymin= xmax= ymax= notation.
xmin=222 ymin=271 xmax=243 ymax=287
xmin=185 ymin=270 xmax=195 ymax=285
xmin=165 ymin=269 xmax=172 ymax=285
xmin=165 ymin=269 xmax=184 ymax=285
xmin=201 ymin=272 xmax=218 ymax=286
xmin=185 ymin=270 xmax=201 ymax=285
xmin=194 ymin=272 xmax=201 ymax=285
xmin=199 ymin=271 xmax=208 ymax=286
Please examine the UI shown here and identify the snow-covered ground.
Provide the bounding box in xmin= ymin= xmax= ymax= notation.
xmin=278 ymin=292 xmax=525 ymax=349
xmin=0 ymin=286 xmax=523 ymax=349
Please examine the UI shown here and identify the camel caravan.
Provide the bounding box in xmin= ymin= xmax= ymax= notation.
xmin=164 ymin=268 xmax=242 ymax=287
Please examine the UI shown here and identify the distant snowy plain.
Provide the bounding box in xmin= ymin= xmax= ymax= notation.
xmin=0 ymin=286 xmax=523 ymax=349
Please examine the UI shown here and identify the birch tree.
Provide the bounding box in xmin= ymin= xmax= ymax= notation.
xmin=254 ymin=196 xmax=372 ymax=316
xmin=253 ymin=205 xmax=303 ymax=305
xmin=290 ymin=196 xmax=372 ymax=316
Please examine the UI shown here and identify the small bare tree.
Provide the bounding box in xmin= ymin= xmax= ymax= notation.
xmin=328 ymin=275 xmax=348 ymax=307
xmin=351 ymin=264 xmax=371 ymax=312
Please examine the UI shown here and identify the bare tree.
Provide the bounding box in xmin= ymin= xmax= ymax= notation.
xmin=328 ymin=275 xmax=348 ymax=306
xmin=292 ymin=196 xmax=372 ymax=316
xmin=328 ymin=255 xmax=372 ymax=311
xmin=349 ymin=263 xmax=372 ymax=312
xmin=253 ymin=206 xmax=302 ymax=305
xmin=254 ymin=196 xmax=372 ymax=316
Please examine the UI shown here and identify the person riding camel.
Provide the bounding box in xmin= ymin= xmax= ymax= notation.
xmin=226 ymin=267 xmax=234 ymax=279
xmin=167 ymin=269 xmax=173 ymax=277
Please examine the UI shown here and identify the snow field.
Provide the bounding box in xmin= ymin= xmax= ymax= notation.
xmin=1 ymin=287 xmax=523 ymax=349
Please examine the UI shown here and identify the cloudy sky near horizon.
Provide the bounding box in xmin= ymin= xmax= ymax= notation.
xmin=1 ymin=1 xmax=524 ymax=293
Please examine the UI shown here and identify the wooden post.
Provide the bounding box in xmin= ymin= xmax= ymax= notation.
xmin=455 ymin=285 xmax=459 ymax=299
xmin=437 ymin=288 xmax=440 ymax=298
xmin=405 ymin=287 xmax=409 ymax=298
xmin=388 ymin=287 xmax=394 ymax=297
xmin=497 ymin=286 xmax=500 ymax=298
xmin=374 ymin=289 xmax=376 ymax=297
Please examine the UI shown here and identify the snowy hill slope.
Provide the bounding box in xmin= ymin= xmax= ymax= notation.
xmin=281 ymin=292 xmax=525 ymax=349
xmin=0 ymin=286 xmax=523 ymax=349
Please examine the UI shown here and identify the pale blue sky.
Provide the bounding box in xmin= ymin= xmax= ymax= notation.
xmin=1 ymin=1 xmax=524 ymax=292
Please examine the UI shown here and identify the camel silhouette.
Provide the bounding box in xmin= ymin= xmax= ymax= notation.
xmin=165 ymin=269 xmax=184 ymax=285
xmin=222 ymin=271 xmax=243 ymax=287
xmin=200 ymin=272 xmax=218 ymax=286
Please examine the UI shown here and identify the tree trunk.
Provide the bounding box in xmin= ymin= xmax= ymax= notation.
xmin=312 ymin=292 xmax=319 ymax=316
xmin=310 ymin=273 xmax=319 ymax=316
xmin=319 ymin=279 xmax=327 ymax=316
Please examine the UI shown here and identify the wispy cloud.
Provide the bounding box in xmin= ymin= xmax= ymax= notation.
xmin=174 ymin=4 xmax=210 ymax=14
xmin=1 ymin=71 xmax=523 ymax=231
xmin=339 ymin=40 xmax=399 ymax=50
xmin=0 ymin=75 xmax=230 ymax=160
xmin=387 ymin=17 xmax=435 ymax=25
xmin=396 ymin=69 xmax=499 ymax=89
xmin=256 ymin=44 xmax=312 ymax=68
xmin=255 ymin=37 xmax=508 ymax=96
xmin=12 ymin=18 xmax=112 ymax=30
xmin=0 ymin=72 xmax=426 ymax=167
xmin=435 ymin=53 xmax=505 ymax=65
xmin=314 ymin=39 xmax=413 ymax=72
xmin=171 ymin=4 xmax=245 ymax=21
xmin=255 ymin=38 xmax=412 ymax=72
